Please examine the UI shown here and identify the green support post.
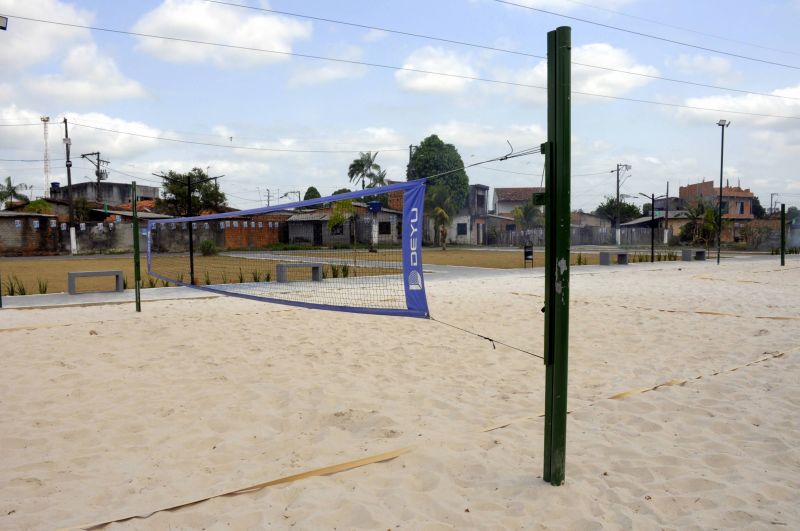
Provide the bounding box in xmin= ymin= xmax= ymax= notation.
xmin=132 ymin=182 xmax=142 ymax=312
xmin=781 ymin=203 xmax=786 ymax=267
xmin=542 ymin=26 xmax=571 ymax=486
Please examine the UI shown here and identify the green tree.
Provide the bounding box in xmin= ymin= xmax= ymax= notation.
xmin=407 ymin=135 xmax=469 ymax=214
xmin=787 ymin=206 xmax=798 ymax=222
xmin=752 ymin=196 xmax=766 ymax=218
xmin=0 ymin=177 xmax=30 ymax=209
xmin=23 ymin=199 xmax=53 ymax=214
xmin=593 ymin=196 xmax=641 ymax=224
xmin=155 ymin=167 xmax=227 ymax=215
xmin=333 ymin=187 xmax=352 ymax=195
xmin=303 ymin=186 xmax=321 ymax=200
xmin=348 ymin=151 xmax=384 ymax=190
xmin=513 ymin=195 xmax=544 ymax=232
xmin=426 ymin=185 xmax=459 ymax=250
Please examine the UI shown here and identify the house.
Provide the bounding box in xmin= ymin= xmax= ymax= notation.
xmin=679 ymin=180 xmax=755 ymax=242
xmin=492 ymin=187 xmax=545 ymax=215
xmin=571 ymin=211 xmax=611 ymax=228
xmin=621 ymin=210 xmax=692 ymax=241
xmin=287 ymin=203 xmax=402 ymax=246
xmin=50 ymin=181 xmax=159 ymax=205
xmin=443 ymin=184 xmax=489 ymax=245
xmin=0 ymin=211 xmax=60 ymax=256
xmin=485 ymin=213 xmax=517 ymax=245
xmin=89 ymin=209 xmax=172 ymax=224
xmin=5 ymin=197 xmax=72 ymax=222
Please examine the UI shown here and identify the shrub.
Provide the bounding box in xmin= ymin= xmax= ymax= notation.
xmin=199 ymin=239 xmax=219 ymax=256
xmin=220 ymin=272 xmax=228 ymax=284
xmin=36 ymin=278 xmax=48 ymax=294
xmin=331 ymin=264 xmax=340 ymax=278
xmin=251 ymin=270 xmax=262 ymax=282
xmin=238 ymin=268 xmax=245 ymax=283
xmin=3 ymin=274 xmax=18 ymax=296
xmin=123 ymin=276 xmax=128 ymax=289
xmin=341 ymin=264 xmax=349 ymax=277
xmin=204 ymin=271 xmax=212 ymax=285
xmin=266 ymin=272 xmax=271 ymax=282
xmin=147 ymin=277 xmax=157 ymax=288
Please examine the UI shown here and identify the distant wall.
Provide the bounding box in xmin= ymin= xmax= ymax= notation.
xmin=0 ymin=217 xmax=60 ymax=256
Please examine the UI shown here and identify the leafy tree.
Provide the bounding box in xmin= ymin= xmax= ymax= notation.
xmin=327 ymin=199 xmax=355 ymax=243
xmin=593 ymin=196 xmax=641 ymax=225
xmin=0 ymin=177 xmax=30 ymax=209
xmin=788 ymin=206 xmax=799 ymax=222
xmin=155 ymin=167 xmax=227 ymax=215
xmin=680 ymin=199 xmax=718 ymax=246
xmin=23 ymin=199 xmax=53 ymax=214
xmin=426 ymin=185 xmax=459 ymax=250
xmin=303 ymin=186 xmax=321 ymax=200
xmin=348 ymin=151 xmax=385 ymax=190
xmin=74 ymin=197 xmax=91 ymax=222
xmin=752 ymin=196 xmax=766 ymax=218
xmin=407 ymin=135 xmax=469 ymax=215
xmin=513 ymin=195 xmax=544 ymax=233
xmin=333 ymin=187 xmax=352 ymax=195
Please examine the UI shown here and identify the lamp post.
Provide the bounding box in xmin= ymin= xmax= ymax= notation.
xmin=716 ymin=119 xmax=730 ymax=265
xmin=639 ymin=193 xmax=666 ymax=262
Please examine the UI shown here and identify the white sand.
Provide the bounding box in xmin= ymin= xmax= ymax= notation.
xmin=1 ymin=257 xmax=798 ymax=529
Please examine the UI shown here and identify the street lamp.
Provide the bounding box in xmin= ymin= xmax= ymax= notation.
xmin=639 ymin=192 xmax=666 ymax=262
xmin=716 ymin=119 xmax=730 ymax=264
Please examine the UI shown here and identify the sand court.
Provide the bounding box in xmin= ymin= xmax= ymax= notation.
xmin=1 ymin=258 xmax=798 ymax=529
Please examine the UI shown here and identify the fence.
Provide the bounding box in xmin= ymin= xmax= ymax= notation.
xmin=487 ymin=226 xmax=670 ymax=247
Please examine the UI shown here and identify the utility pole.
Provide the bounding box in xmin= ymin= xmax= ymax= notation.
xmin=80 ymin=151 xmax=109 ymax=203
xmin=63 ymin=118 xmax=74 ymax=227
xmin=41 ymin=116 xmax=50 ymax=198
xmin=716 ymin=120 xmax=730 ymax=265
xmin=665 ymin=182 xmax=669 ymax=244
xmin=615 ymin=163 xmax=631 ymax=245
xmin=154 ymin=171 xmax=222 ymax=285
xmin=770 ymin=193 xmax=779 ymax=217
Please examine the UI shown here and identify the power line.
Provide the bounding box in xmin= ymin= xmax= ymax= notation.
xmin=69 ymin=122 xmax=407 ymax=153
xmin=0 ymin=122 xmax=42 ymax=127
xmin=6 ymin=14 xmax=800 ymax=120
xmin=204 ymin=0 xmax=800 ymax=102
xmin=0 ymin=157 xmax=66 ymax=162
xmin=495 ymin=0 xmax=800 ymax=71
xmin=557 ymin=0 xmax=800 ymax=58
xmin=474 ymin=165 xmax=537 ymax=176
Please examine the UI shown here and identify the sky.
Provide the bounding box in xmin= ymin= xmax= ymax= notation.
xmin=1 ymin=0 xmax=799 ymax=213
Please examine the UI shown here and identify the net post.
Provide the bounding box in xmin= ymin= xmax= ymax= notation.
xmin=132 ymin=181 xmax=142 ymax=312
xmin=780 ymin=203 xmax=786 ymax=267
xmin=187 ymin=176 xmax=196 ymax=285
xmin=543 ymin=25 xmax=571 ymax=487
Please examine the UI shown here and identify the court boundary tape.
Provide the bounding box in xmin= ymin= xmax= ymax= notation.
xmin=61 ymin=446 xmax=412 ymax=530
xmin=481 ymin=350 xmax=788 ymax=432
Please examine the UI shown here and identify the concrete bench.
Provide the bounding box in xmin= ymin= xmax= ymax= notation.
xmin=276 ymin=262 xmax=324 ymax=283
xmin=681 ymin=249 xmax=707 ymax=261
xmin=68 ymin=270 xmax=124 ymax=295
xmin=599 ymin=251 xmax=629 ymax=265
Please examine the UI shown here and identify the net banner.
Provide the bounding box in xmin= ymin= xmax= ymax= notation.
xmin=147 ymin=180 xmax=429 ymax=318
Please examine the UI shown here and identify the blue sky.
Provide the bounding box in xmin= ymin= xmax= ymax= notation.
xmin=1 ymin=0 xmax=799 ymax=212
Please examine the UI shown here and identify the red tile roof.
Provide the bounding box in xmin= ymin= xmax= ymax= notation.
xmin=494 ymin=187 xmax=545 ymax=202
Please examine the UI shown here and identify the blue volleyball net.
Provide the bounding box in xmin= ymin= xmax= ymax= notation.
xmin=146 ymin=180 xmax=429 ymax=318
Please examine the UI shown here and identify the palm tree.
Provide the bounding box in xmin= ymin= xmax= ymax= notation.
xmin=427 ymin=185 xmax=459 ymax=250
xmin=347 ymin=151 xmax=382 ymax=190
xmin=0 ymin=177 xmax=30 ymax=209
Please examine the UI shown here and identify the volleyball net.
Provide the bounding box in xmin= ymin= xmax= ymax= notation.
xmin=146 ymin=180 xmax=429 ymax=317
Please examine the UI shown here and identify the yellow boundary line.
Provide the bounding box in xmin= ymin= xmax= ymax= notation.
xmin=61 ymin=446 xmax=412 ymax=530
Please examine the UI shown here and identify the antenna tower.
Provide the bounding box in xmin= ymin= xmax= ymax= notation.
xmin=41 ymin=116 xmax=50 ymax=197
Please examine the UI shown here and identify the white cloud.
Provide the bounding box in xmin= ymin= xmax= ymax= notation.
xmin=677 ymin=85 xmax=800 ymax=130
xmin=363 ymin=29 xmax=388 ymax=42
xmin=0 ymin=83 xmax=14 ymax=103
xmin=0 ymin=0 xmax=93 ymax=69
xmin=288 ymin=46 xmax=367 ymax=87
xmin=131 ymin=0 xmax=312 ymax=68
xmin=667 ymin=54 xmax=732 ymax=77
xmin=426 ymin=121 xmax=546 ymax=151
xmin=497 ymin=43 xmax=658 ymax=104
xmin=29 ymin=44 xmax=146 ymax=104
xmin=395 ymin=47 xmax=477 ymax=94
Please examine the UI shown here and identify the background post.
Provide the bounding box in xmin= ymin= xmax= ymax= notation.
xmin=781 ymin=203 xmax=786 ymax=267
xmin=543 ymin=25 xmax=571 ymax=487
xmin=132 ymin=182 xmax=142 ymax=312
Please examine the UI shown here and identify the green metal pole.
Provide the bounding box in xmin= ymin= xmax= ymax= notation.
xmin=543 ymin=25 xmax=571 ymax=486
xmin=132 ymin=182 xmax=142 ymax=312
xmin=781 ymin=203 xmax=786 ymax=267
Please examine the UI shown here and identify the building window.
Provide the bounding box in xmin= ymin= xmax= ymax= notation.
xmin=506 ymin=223 xmax=516 ymax=231
xmin=331 ymin=224 xmax=344 ymax=235
xmin=738 ymin=202 xmax=744 ymax=214
xmin=378 ymin=221 xmax=391 ymax=235
xmin=477 ymin=194 xmax=485 ymax=209
xmin=457 ymin=223 xmax=468 ymax=235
